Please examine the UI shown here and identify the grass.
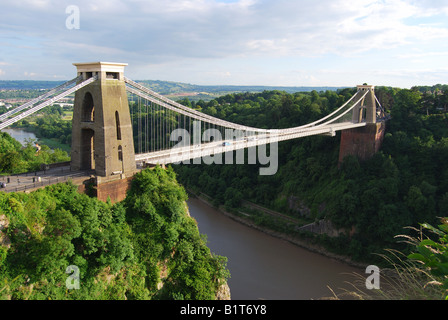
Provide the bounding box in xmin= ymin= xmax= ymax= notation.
xmin=325 ymin=227 xmax=448 ymax=300
xmin=37 ymin=137 xmax=71 ymax=153
xmin=330 ymin=250 xmax=445 ymax=300
xmin=62 ymin=111 xmax=73 ymax=120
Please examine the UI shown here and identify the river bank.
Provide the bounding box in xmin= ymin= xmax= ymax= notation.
xmin=2 ymin=127 xmax=71 ymax=152
xmin=188 ymin=190 xmax=367 ymax=270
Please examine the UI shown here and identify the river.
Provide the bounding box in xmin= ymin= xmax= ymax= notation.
xmin=1 ymin=128 xmax=37 ymax=145
xmin=187 ymin=197 xmax=363 ymax=300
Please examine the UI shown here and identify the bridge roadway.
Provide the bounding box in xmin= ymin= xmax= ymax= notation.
xmin=135 ymin=121 xmax=366 ymax=165
xmin=0 ymin=166 xmax=94 ymax=193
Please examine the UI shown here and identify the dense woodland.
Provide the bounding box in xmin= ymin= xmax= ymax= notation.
xmin=173 ymin=85 xmax=448 ymax=263
xmin=0 ymin=167 xmax=229 ymax=299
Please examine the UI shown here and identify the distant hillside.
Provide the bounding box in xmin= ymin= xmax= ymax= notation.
xmin=0 ymin=79 xmax=346 ymax=95
xmin=137 ymin=80 xmax=345 ymax=95
xmin=0 ymin=80 xmax=66 ymax=90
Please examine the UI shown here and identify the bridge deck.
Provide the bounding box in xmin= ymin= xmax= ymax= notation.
xmin=0 ymin=166 xmax=93 ymax=193
xmin=135 ymin=121 xmax=367 ymax=165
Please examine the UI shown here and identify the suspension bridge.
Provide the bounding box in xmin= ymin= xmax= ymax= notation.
xmin=0 ymin=62 xmax=387 ymax=201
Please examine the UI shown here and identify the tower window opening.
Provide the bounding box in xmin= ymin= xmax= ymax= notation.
xmin=106 ymin=72 xmax=119 ymax=80
xmin=118 ymin=145 xmax=123 ymax=161
xmin=115 ymin=111 xmax=122 ymax=140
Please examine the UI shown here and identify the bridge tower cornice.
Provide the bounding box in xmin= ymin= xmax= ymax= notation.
xmin=73 ymin=61 xmax=128 ymax=81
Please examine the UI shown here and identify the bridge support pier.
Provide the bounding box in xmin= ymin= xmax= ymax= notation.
xmin=75 ymin=175 xmax=135 ymax=203
xmin=71 ymin=62 xmax=137 ymax=177
xmin=70 ymin=62 xmax=139 ymax=202
xmin=338 ymin=122 xmax=386 ymax=166
xmin=94 ymin=175 xmax=134 ymax=203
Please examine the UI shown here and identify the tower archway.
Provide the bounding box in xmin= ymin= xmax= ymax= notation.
xmin=81 ymin=128 xmax=95 ymax=170
xmin=82 ymin=92 xmax=95 ymax=122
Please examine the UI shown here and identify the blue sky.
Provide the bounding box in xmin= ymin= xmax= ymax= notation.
xmin=1 ymin=0 xmax=448 ymax=88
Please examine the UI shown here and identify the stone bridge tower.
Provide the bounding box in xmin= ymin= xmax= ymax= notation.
xmin=338 ymin=85 xmax=386 ymax=165
xmin=71 ymin=62 xmax=137 ymax=201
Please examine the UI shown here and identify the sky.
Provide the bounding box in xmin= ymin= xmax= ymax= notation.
xmin=1 ymin=0 xmax=448 ymax=88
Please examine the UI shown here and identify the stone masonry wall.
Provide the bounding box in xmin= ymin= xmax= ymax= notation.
xmin=94 ymin=176 xmax=134 ymax=203
xmin=338 ymin=122 xmax=386 ymax=165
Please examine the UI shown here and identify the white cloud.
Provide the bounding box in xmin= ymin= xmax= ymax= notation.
xmin=8 ymin=0 xmax=52 ymax=9
xmin=24 ymin=71 xmax=37 ymax=77
xmin=397 ymin=51 xmax=448 ymax=59
xmin=329 ymin=0 xmax=448 ymax=54
xmin=1 ymin=0 xmax=448 ymax=86
xmin=408 ymin=0 xmax=448 ymax=16
xmin=4 ymin=0 xmax=448 ymax=59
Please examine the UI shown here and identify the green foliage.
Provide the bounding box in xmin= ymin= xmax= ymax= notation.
xmin=174 ymin=86 xmax=448 ymax=262
xmin=407 ymin=218 xmax=448 ymax=299
xmin=29 ymin=113 xmax=72 ymax=146
xmin=0 ymin=132 xmax=70 ymax=174
xmin=0 ymin=168 xmax=229 ymax=300
xmin=125 ymin=166 xmax=229 ymax=299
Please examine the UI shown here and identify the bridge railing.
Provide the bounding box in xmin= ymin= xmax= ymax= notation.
xmin=0 ymin=170 xmax=94 ymax=193
xmin=0 ymin=164 xmax=74 ymax=180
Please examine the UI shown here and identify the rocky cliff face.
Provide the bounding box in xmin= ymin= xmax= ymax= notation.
xmin=216 ymin=281 xmax=231 ymax=300
xmin=287 ymin=196 xmax=355 ymax=238
xmin=155 ymin=256 xmax=231 ymax=300
xmin=287 ymin=196 xmax=311 ymax=217
xmin=0 ymin=214 xmax=11 ymax=249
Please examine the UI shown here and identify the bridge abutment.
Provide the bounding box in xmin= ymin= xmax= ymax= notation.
xmin=93 ymin=175 xmax=134 ymax=203
xmin=338 ymin=122 xmax=386 ymax=165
